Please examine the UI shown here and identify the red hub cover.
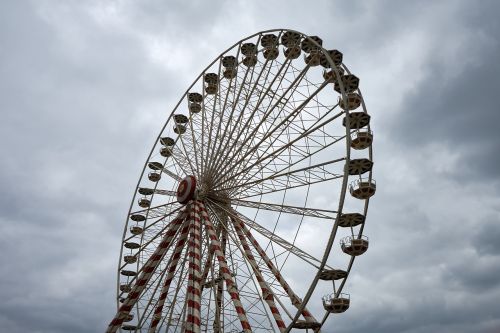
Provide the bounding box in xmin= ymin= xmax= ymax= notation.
xmin=176 ymin=175 xmax=197 ymax=204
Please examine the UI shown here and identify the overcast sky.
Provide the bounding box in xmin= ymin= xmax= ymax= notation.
xmin=1 ymin=1 xmax=500 ymax=332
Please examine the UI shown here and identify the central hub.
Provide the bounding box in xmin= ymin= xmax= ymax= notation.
xmin=176 ymin=175 xmax=197 ymax=204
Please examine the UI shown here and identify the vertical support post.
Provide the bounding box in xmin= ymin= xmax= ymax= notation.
xmin=185 ymin=202 xmax=203 ymax=333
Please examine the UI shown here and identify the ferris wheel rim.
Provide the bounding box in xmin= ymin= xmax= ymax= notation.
xmin=114 ymin=28 xmax=373 ymax=332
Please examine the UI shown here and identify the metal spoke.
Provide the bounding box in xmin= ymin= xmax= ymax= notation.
xmin=209 ymin=201 xmax=331 ymax=270
xmin=231 ymin=198 xmax=337 ymax=219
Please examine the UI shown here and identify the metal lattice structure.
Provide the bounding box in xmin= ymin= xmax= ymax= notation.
xmin=107 ymin=29 xmax=375 ymax=333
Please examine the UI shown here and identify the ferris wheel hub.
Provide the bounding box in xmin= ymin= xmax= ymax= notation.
xmin=176 ymin=175 xmax=197 ymax=204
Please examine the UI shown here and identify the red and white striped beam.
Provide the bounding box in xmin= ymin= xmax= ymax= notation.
xmin=106 ymin=209 xmax=188 ymax=333
xmin=185 ymin=202 xmax=203 ymax=333
xmin=148 ymin=215 xmax=191 ymax=332
xmin=232 ymin=215 xmax=318 ymax=324
xmin=232 ymin=217 xmax=287 ymax=332
xmin=197 ymin=201 xmax=253 ymax=333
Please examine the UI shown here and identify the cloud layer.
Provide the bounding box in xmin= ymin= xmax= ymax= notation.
xmin=1 ymin=1 xmax=499 ymax=332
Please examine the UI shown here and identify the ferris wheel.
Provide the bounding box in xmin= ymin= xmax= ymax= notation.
xmin=107 ymin=29 xmax=375 ymax=333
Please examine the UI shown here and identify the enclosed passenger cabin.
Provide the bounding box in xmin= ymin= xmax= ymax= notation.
xmin=339 ymin=92 xmax=362 ymax=110
xmin=222 ymin=55 xmax=237 ymax=68
xmin=189 ymin=102 xmax=201 ymax=113
xmin=129 ymin=226 xmax=143 ymax=235
xmin=121 ymin=270 xmax=136 ymax=277
xmin=342 ymin=112 xmax=371 ymax=129
xmin=323 ymin=293 xmax=350 ymax=313
xmin=148 ymin=162 xmax=163 ymax=171
xmin=160 ymin=137 xmax=175 ymax=146
xmin=338 ymin=213 xmax=365 ymax=228
xmin=222 ymin=55 xmax=238 ymax=79
xmin=301 ymin=35 xmax=322 ymax=53
xmin=138 ymin=187 xmax=154 ymax=196
xmin=223 ymin=67 xmax=237 ymax=79
xmin=138 ymin=197 xmax=151 ymax=208
xmin=341 ymin=235 xmax=369 ymax=256
xmin=173 ymin=114 xmax=188 ymax=124
xmin=174 ymin=124 xmax=186 ymax=135
xmin=242 ymin=55 xmax=257 ymax=67
xmin=323 ymin=67 xmax=345 ymax=84
xmin=261 ymin=33 xmax=279 ymax=60
xmin=204 ymin=73 xmax=219 ymax=95
xmin=320 ymin=49 xmax=343 ymax=68
xmin=123 ymin=314 xmax=134 ymax=322
xmin=291 ymin=320 xmax=322 ymax=330
xmin=264 ymin=47 xmax=279 ymax=60
xmin=284 ymin=46 xmax=301 ymax=59
xmin=346 ymin=158 xmax=373 ymax=176
xmin=120 ymin=284 xmax=132 ymax=293
xmin=124 ymin=242 xmax=140 ymax=250
xmin=241 ymin=42 xmax=257 ymax=56
xmin=349 ymin=178 xmax=376 ymax=199
xmin=318 ymin=269 xmax=348 ymax=281
xmin=122 ymin=325 xmax=137 ymax=331
xmin=124 ymin=255 xmax=137 ymax=264
xmin=334 ymin=74 xmax=360 ymax=93
xmin=130 ymin=214 xmax=146 ymax=222
xmin=304 ymin=50 xmax=321 ymax=66
xmin=148 ymin=172 xmax=161 ymax=182
xmin=160 ymin=146 xmax=173 ymax=157
xmin=281 ymin=31 xmax=301 ymax=48
xmin=351 ymin=129 xmax=373 ymax=150
xmin=188 ymin=92 xmax=203 ymax=103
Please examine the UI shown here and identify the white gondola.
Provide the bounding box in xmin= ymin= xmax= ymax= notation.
xmin=130 ymin=226 xmax=143 ymax=235
xmin=339 ymin=92 xmax=362 ymax=110
xmin=341 ymin=235 xmax=369 ymax=256
xmin=125 ymin=242 xmax=140 ymax=250
xmin=338 ymin=213 xmax=365 ymax=228
xmin=189 ymin=102 xmax=201 ymax=113
xmin=349 ymin=177 xmax=376 ymax=199
xmin=304 ymin=50 xmax=321 ymax=66
xmin=301 ymin=35 xmax=322 ymax=53
xmin=122 ymin=325 xmax=137 ymax=331
xmin=124 ymin=255 xmax=137 ymax=264
xmin=334 ymin=74 xmax=360 ymax=93
xmin=130 ymin=214 xmax=146 ymax=222
xmin=148 ymin=172 xmax=161 ymax=182
xmin=174 ymin=124 xmax=186 ymax=135
xmin=318 ymin=269 xmax=348 ymax=281
xmin=242 ymin=55 xmax=257 ymax=67
xmin=160 ymin=146 xmax=173 ymax=157
xmin=342 ymin=111 xmax=371 ymax=129
xmin=120 ymin=284 xmax=132 ymax=293
xmin=284 ymin=46 xmax=301 ymax=59
xmin=323 ymin=67 xmax=345 ymax=83
xmin=320 ymin=49 xmax=343 ymax=68
xmin=137 ymin=197 xmax=150 ymax=208
xmin=346 ymin=158 xmax=373 ymax=175
xmin=223 ymin=68 xmax=237 ymax=79
xmin=351 ymin=129 xmax=373 ymax=150
xmin=187 ymin=92 xmax=203 ymax=103
xmin=159 ymin=137 xmax=175 ymax=146
xmin=121 ymin=270 xmax=136 ymax=277
xmin=322 ymin=293 xmax=350 ymax=313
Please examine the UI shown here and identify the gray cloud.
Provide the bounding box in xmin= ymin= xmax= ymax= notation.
xmin=1 ymin=0 xmax=499 ymax=332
